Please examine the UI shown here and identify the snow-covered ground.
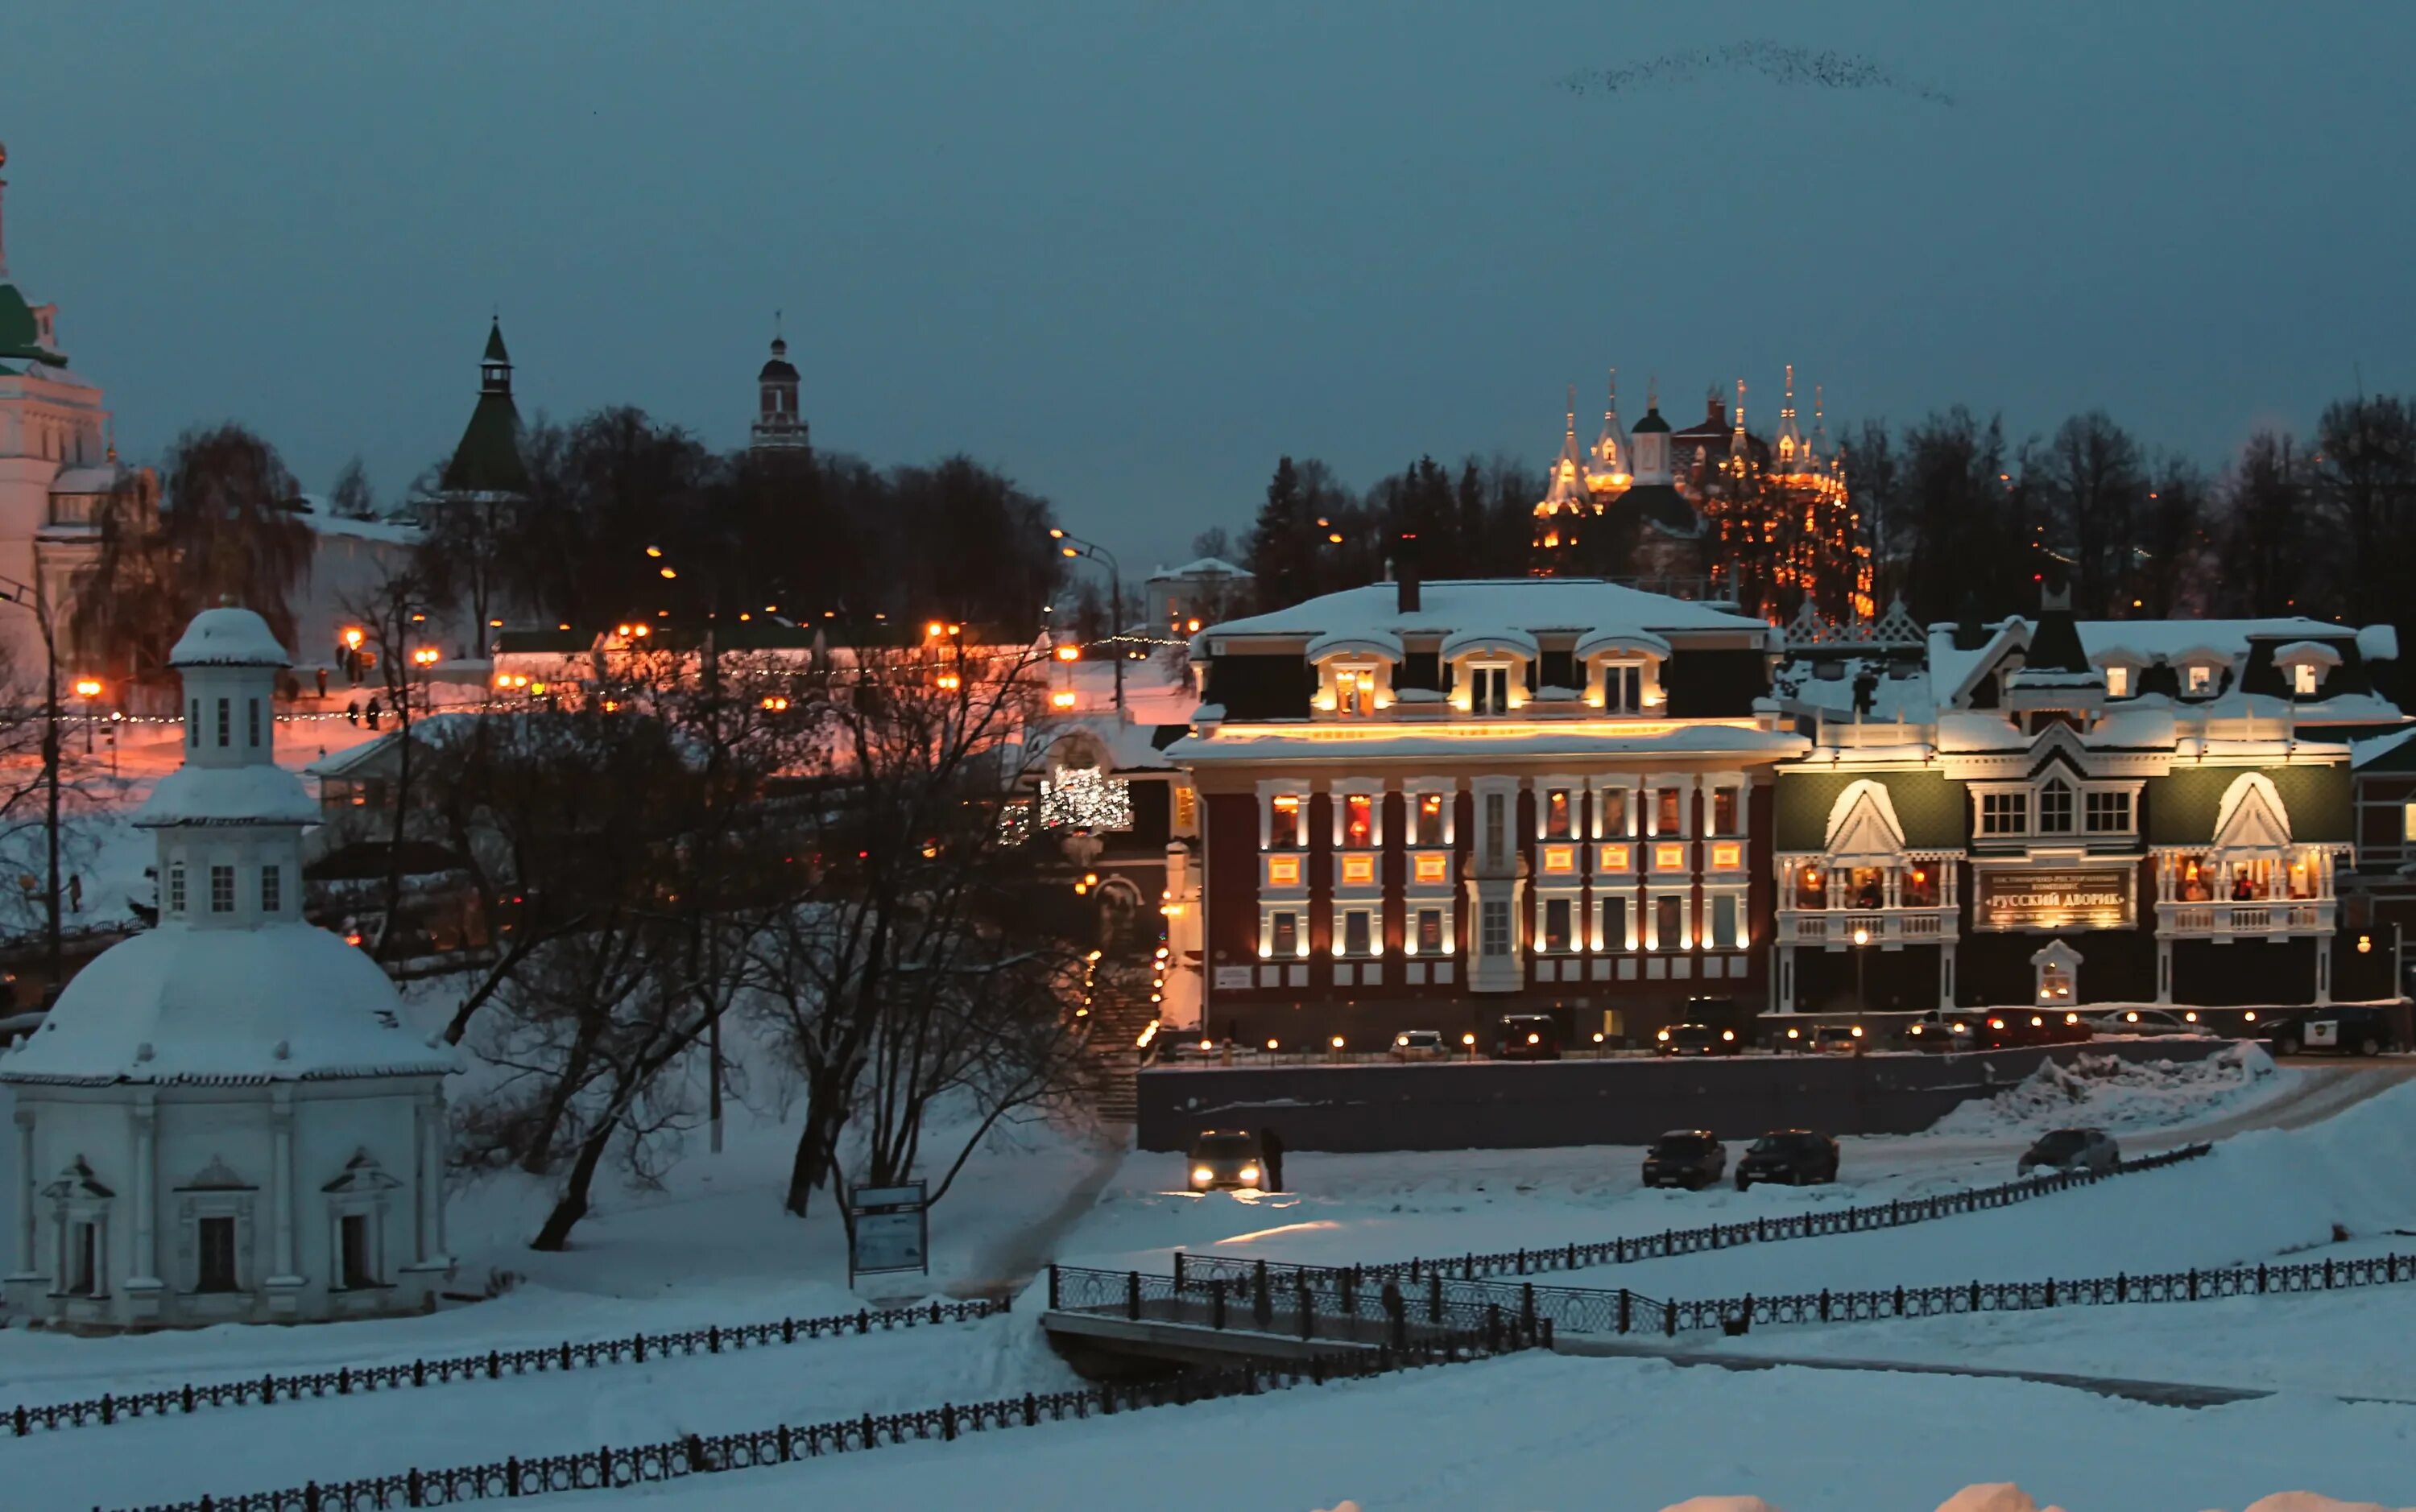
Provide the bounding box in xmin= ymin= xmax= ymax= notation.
xmin=1927 ymin=1041 xmax=2282 ymax=1137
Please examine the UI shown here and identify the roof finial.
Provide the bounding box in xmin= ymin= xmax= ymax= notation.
xmin=1605 ymin=367 xmax=1618 ymax=417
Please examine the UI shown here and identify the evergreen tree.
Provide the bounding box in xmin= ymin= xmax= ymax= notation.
xmin=1245 ymin=456 xmax=1310 ymax=611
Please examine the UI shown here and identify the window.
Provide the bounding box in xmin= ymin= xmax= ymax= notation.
xmin=1604 ymin=663 xmax=1641 ymax=713
xmin=1980 ymin=792 xmax=2029 ymax=835
xmin=340 ymin=1214 xmax=376 ymax=1289
xmin=1711 ymin=787 xmax=1739 ymax=836
xmin=1338 ymin=666 xmax=1378 ymax=716
xmin=1173 ymin=787 xmax=1197 ymax=831
xmin=1544 ymin=898 xmax=1572 ymax=952
xmin=188 ymin=699 xmax=200 ymax=746
xmin=197 ymin=1217 xmax=238 ymax=1293
xmin=2294 ymin=663 xmax=2319 ymax=696
xmin=1903 ymin=863 xmax=1938 ymax=906
xmin=210 ymin=865 xmax=235 ymax=914
xmin=168 ymin=864 xmax=187 ymax=915
xmin=1479 ymin=899 xmax=1512 ymax=956
xmin=1269 ymin=794 xmax=1302 ymax=848
xmin=1471 ymin=665 xmax=1510 ymax=715
xmin=70 ymin=1221 xmax=100 ymax=1297
xmin=2085 ymin=791 xmax=2133 ymax=833
xmin=1483 ymin=793 xmax=1507 ymax=865
xmin=1342 ymin=911 xmax=1371 ymax=957
xmin=1654 ymin=894 xmax=1683 ymax=950
xmin=1271 ymin=911 xmax=1299 ymax=956
xmin=1598 ymin=842 xmax=1633 ymax=874
xmin=2105 ymin=666 xmax=2131 ymax=697
xmin=1543 ymin=788 xmax=1574 ymax=839
xmin=1413 ymin=852 xmax=1449 ymax=885
xmin=2185 ymin=664 xmax=2214 ymax=695
xmin=1415 ymin=907 xmax=1444 ymax=955
xmin=1412 ymin=792 xmax=1446 ymax=845
xmin=1604 ymin=896 xmax=1630 ymax=950
xmin=2404 ymin=802 xmax=2416 ymax=843
xmin=2038 ymin=780 xmax=2075 ymax=834
xmin=1654 ymin=788 xmax=1682 ymax=835
xmin=246 ymin=698 xmax=262 ymax=748
xmin=1342 ymin=793 xmax=1375 ymax=848
xmin=260 ymin=865 xmax=282 ymax=914
xmin=1710 ymin=894 xmax=1742 ymax=949
xmin=1599 ymin=787 xmax=1628 ymax=837
xmin=216 ymin=698 xmax=230 ymax=748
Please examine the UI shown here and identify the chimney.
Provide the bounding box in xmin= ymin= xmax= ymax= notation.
xmin=1396 ymin=532 xmax=1421 ymax=613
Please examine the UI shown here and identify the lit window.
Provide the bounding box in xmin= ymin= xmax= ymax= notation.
xmin=1710 ymin=841 xmax=1743 ymax=870
xmin=1544 ymin=898 xmax=1573 ymax=953
xmin=1173 ymin=787 xmax=1197 ymax=831
xmin=1413 ymin=792 xmax=1446 ymax=845
xmin=1980 ymin=792 xmax=2029 ymax=836
xmin=1413 ymin=853 xmax=1450 ymax=885
xmin=1654 ymin=843 xmax=1686 ymax=872
xmin=1271 ymin=912 xmax=1299 ymax=956
xmin=1654 ymin=788 xmax=1682 ymax=835
xmin=1541 ymin=845 xmax=1577 ymax=875
xmin=1339 ymin=854 xmax=1376 ymax=886
xmin=2405 ymin=801 xmax=2416 ymax=843
xmin=1415 ymin=908 xmax=1444 ymax=955
xmin=209 ymin=865 xmax=235 ymax=915
xmin=2104 ymin=665 xmax=2130 ymax=697
xmin=1479 ymin=899 xmax=1512 ymax=956
xmin=1653 ymin=894 xmax=1684 ymax=949
xmin=2185 ymin=664 xmax=2214 ymax=695
xmin=1343 ymin=792 xmax=1375 ymax=848
xmin=2085 ymin=791 xmax=2132 ymax=833
xmin=2038 ymin=780 xmax=2075 ymax=834
xmin=1544 ymin=789 xmax=1574 ymax=840
xmin=1267 ymin=854 xmax=1302 ymax=888
xmin=1598 ymin=788 xmax=1629 ymax=836
xmin=1338 ymin=665 xmax=1377 ymax=716
xmin=1711 ymin=787 xmax=1739 ymax=837
xmin=2293 ymin=663 xmax=2319 ymax=696
xmin=1269 ymin=794 xmax=1302 ymax=848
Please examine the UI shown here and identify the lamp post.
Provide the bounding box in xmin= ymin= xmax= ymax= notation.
xmin=1049 ymin=528 xmax=1123 ymax=713
xmin=1852 ymin=925 xmax=1870 ymax=1015
xmin=72 ymin=677 xmax=101 ymax=754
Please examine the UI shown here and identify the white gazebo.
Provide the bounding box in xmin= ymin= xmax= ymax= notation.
xmin=2 ymin=607 xmax=457 ymax=1330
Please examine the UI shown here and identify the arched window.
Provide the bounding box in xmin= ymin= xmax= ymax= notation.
xmin=2038 ymin=779 xmax=2075 ymax=834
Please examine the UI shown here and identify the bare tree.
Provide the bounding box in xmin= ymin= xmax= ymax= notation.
xmin=329 ymin=456 xmax=378 ymax=520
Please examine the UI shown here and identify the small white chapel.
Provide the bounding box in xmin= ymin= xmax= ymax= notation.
xmin=2 ymin=606 xmax=457 ymax=1330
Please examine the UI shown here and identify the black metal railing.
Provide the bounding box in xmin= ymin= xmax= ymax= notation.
xmin=104 ymin=1324 xmax=1533 ymax=1512
xmin=1285 ymin=1142 xmax=2213 ymax=1287
xmin=6 ymin=1298 xmax=1005 ymax=1438
xmin=1049 ymin=1261 xmax=1558 ymax=1352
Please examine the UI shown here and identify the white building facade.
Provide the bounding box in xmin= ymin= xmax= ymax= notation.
xmin=2 ymin=608 xmax=456 ymax=1329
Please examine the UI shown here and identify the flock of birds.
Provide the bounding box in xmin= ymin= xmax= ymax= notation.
xmin=1559 ymin=41 xmax=1955 ymax=107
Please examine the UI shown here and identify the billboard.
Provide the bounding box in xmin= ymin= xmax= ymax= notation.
xmin=1975 ymin=866 xmax=2135 ymax=931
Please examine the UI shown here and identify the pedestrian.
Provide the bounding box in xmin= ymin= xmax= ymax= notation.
xmin=345 ymin=700 xmax=361 ymax=727
xmin=1258 ymin=1126 xmax=1285 ymax=1193
xmin=67 ymin=874 xmax=81 ymax=914
xmin=1380 ymin=1279 xmax=1406 ymax=1348
xmin=315 ymin=667 xmax=329 ymax=698
xmin=365 ymin=697 xmax=382 ymax=729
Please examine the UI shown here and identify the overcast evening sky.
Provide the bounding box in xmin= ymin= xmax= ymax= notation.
xmin=10 ymin=2 xmax=2415 ymax=576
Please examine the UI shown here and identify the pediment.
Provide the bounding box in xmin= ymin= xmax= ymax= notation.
xmin=2211 ymin=772 xmax=2293 ymax=853
xmin=1824 ymin=779 xmax=1908 ymax=860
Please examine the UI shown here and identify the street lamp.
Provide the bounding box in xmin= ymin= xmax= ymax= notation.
xmin=1851 ymin=925 xmax=1870 ymax=1015
xmin=72 ymin=677 xmax=102 ymax=754
xmin=1049 ymin=527 xmax=1123 ymax=713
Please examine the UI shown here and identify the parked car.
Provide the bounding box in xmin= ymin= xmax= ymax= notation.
xmin=1735 ymin=1130 xmax=1840 ymax=1189
xmin=1811 ymin=1025 xmax=1864 ymax=1055
xmin=1496 ymin=1014 xmax=1562 ymax=1061
xmin=2087 ymin=1007 xmax=2212 ymax=1039
xmin=1185 ymin=1130 xmax=1264 ymax=1192
xmin=2017 ymin=1127 xmax=2120 ymax=1177
xmin=1978 ymin=1010 xmax=2091 ymax=1049
xmin=2275 ymin=1005 xmax=2404 ymax=1057
xmin=1391 ymin=1028 xmax=1448 ymax=1060
xmin=1903 ymin=1011 xmax=1978 ymax=1051
xmin=1655 ymin=1022 xmax=1742 ymax=1057
xmin=1642 ymin=1129 xmax=1727 ymax=1190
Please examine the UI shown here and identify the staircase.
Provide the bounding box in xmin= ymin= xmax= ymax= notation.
xmin=1080 ymin=960 xmax=1160 ymax=1126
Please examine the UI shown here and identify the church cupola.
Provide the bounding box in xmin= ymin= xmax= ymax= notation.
xmin=1537 ymin=386 xmax=1591 ymax=513
xmin=478 ymin=318 xmax=512 ymax=395
xmin=1774 ymin=363 xmax=1807 ymax=472
xmin=1587 ymin=369 xmax=1631 ymax=490
xmin=750 ymin=320 xmax=809 ymax=452
xmin=441 ymin=320 xmax=530 ymax=496
xmin=1629 ymin=378 xmax=1673 ymax=485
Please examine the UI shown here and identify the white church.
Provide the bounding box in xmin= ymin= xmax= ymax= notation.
xmin=2 ymin=607 xmax=457 ymax=1329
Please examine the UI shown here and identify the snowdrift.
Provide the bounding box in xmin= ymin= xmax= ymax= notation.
xmin=1928 ymin=1042 xmax=2277 ymax=1137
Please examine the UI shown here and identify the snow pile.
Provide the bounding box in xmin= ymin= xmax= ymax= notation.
xmin=1635 ymin=1493 xmax=2410 ymax=1512
xmin=1929 ymin=1043 xmax=2277 ymax=1138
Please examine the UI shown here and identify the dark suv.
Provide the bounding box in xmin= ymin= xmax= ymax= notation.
xmin=1642 ymin=1130 xmax=1727 ymax=1191
xmin=2275 ymin=1005 xmax=2402 ymax=1057
xmin=1735 ymin=1130 xmax=1840 ymax=1189
xmin=1656 ymin=1022 xmax=1741 ymax=1057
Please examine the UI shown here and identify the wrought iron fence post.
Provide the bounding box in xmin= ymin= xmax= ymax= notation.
xmin=1893 ymin=1285 xmax=1903 ymax=1317
xmin=1173 ymin=1250 xmax=1186 ymax=1293
xmin=1048 ymin=1265 xmax=1061 ymax=1310
xmin=2325 ymin=1258 xmax=2336 ymax=1289
xmin=2189 ymin=1268 xmax=2199 ymax=1301
xmin=1126 ymin=1270 xmax=1142 ymax=1321
xmin=2257 ymin=1263 xmax=2267 ymax=1294
xmin=1662 ymin=1300 xmax=1675 ymax=1337
xmin=1486 ymin=1302 xmax=1503 ymax=1352
xmin=1819 ymin=1288 xmax=1831 ymax=1323
xmin=1618 ymin=1287 xmax=1631 ymax=1335
xmin=2045 ymin=1277 xmax=2055 ymax=1308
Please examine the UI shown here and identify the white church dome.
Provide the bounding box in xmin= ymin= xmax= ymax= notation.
xmin=0 ymin=924 xmax=457 ymax=1086
xmin=169 ymin=605 xmax=292 ymax=667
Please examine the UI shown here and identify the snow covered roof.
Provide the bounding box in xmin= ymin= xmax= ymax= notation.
xmin=2359 ymin=624 xmax=2399 ymax=662
xmin=2269 ymin=640 xmax=2344 ymax=667
xmin=169 ymin=607 xmax=291 ymax=668
xmin=1306 ymin=628 xmax=1404 ymax=663
xmin=1172 ymin=721 xmax=1806 ymax=766
xmin=1032 ymin=714 xmax=1179 ymax=773
xmin=48 ymin=464 xmax=123 ymax=494
xmin=134 ymin=764 xmax=319 ymax=828
xmin=1200 ymin=579 xmax=1769 ymax=649
xmin=0 ymin=923 xmax=457 ymax=1086
xmin=1440 ymin=626 xmax=1541 ymax=660
xmin=1148 ymin=557 xmax=1252 ymax=581
xmin=2080 ymin=618 xmax=2348 ymax=665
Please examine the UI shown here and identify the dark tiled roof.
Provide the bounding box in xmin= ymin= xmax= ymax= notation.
xmin=1774 ymin=769 xmax=1967 ymax=851
xmin=440 ymin=390 xmax=530 ymax=494
xmin=2146 ymin=763 xmax=2352 ymax=845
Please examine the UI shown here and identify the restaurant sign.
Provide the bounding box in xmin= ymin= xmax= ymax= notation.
xmin=1976 ymin=866 xmax=2134 ymax=931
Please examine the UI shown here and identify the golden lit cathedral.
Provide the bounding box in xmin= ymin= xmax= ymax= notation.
xmin=1532 ymin=366 xmax=1869 ymax=622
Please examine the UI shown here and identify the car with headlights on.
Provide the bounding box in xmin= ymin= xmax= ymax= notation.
xmin=1655 ymin=1022 xmax=1741 ymax=1057
xmin=1495 ymin=1014 xmax=1562 ymax=1060
xmin=1641 ymin=1129 xmax=1727 ymax=1191
xmin=1811 ymin=1024 xmax=1864 ymax=1055
xmin=1903 ymin=1011 xmax=1978 ymax=1051
xmin=2087 ymin=1007 xmax=2213 ymax=1039
xmin=1391 ymin=1028 xmax=1448 ymax=1060
xmin=1185 ymin=1130 xmax=1264 ymax=1192
xmin=2017 ymin=1127 xmax=2119 ymax=1177
xmin=1735 ymin=1130 xmax=1840 ymax=1189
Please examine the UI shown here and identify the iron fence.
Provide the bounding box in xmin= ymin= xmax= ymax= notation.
xmin=105 ymin=1325 xmax=1529 ymax=1512
xmin=7 ymin=1298 xmax=1004 ymax=1438
xmin=1281 ymin=1142 xmax=2214 ymax=1287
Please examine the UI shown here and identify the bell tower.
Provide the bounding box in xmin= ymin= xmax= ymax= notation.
xmin=750 ymin=317 xmax=809 ymax=452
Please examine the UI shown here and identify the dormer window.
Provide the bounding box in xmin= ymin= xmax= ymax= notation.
xmin=1604 ymin=663 xmax=1642 ymax=713
xmin=1337 ymin=665 xmax=1378 ymax=716
xmin=2104 ymin=666 xmax=2130 ymax=698
xmin=2185 ymin=664 xmax=2214 ymax=696
xmin=1471 ymin=664 xmax=1511 ymax=716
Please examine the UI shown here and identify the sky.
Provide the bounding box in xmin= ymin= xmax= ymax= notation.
xmin=9 ymin=2 xmax=2414 ymax=575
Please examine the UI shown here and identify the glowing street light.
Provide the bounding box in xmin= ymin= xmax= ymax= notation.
xmin=72 ymin=676 xmax=102 ymax=754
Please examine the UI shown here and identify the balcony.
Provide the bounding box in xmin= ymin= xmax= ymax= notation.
xmin=1777 ymin=907 xmax=1955 ymax=949
xmin=2159 ymin=901 xmax=2330 ymax=940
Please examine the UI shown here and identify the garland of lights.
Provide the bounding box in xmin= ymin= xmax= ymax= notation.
xmin=1040 ymin=766 xmax=1131 ymax=832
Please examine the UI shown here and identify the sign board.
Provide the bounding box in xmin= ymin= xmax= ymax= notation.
xmin=1976 ymin=867 xmax=2135 ymax=932
xmin=846 ymin=1181 xmax=929 ymax=1284
xmin=1213 ymin=965 xmax=1254 ymax=990
xmin=2305 ymin=1019 xmax=2339 ymax=1047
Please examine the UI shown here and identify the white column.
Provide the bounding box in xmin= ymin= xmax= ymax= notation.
xmin=269 ymin=1089 xmax=298 ymax=1283
xmin=11 ymin=1109 xmax=35 ymax=1276
xmin=130 ymin=1092 xmax=159 ymax=1285
xmin=424 ymin=1089 xmax=449 ymax=1259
